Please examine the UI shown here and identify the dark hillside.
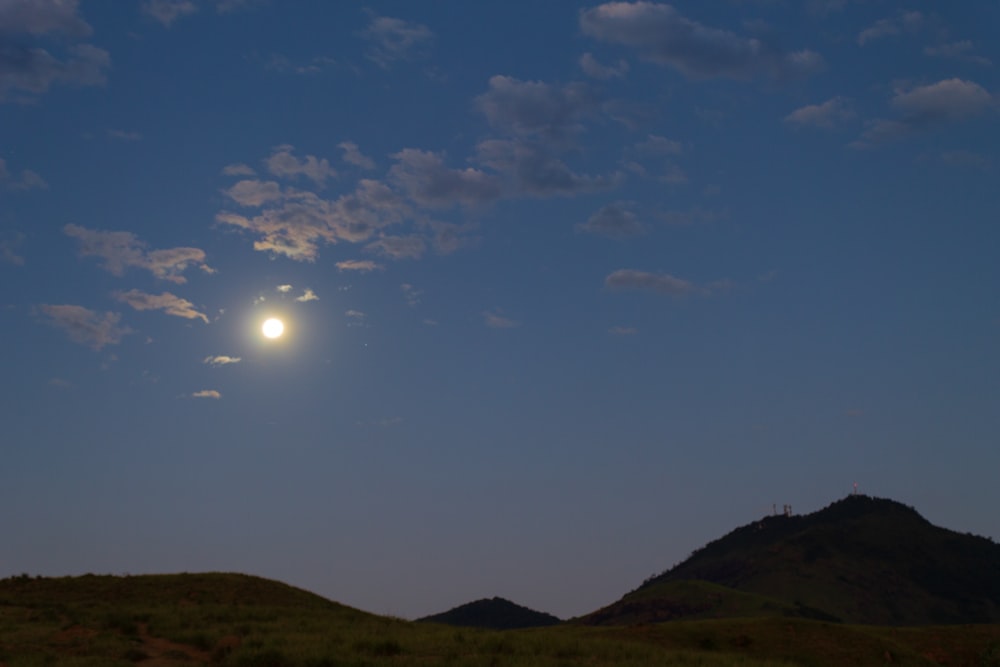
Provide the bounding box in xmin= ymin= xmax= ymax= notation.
xmin=418 ymin=596 xmax=562 ymax=629
xmin=591 ymin=495 xmax=1000 ymax=626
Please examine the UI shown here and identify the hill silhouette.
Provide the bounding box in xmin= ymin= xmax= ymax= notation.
xmin=418 ymin=596 xmax=562 ymax=629
xmin=583 ymin=495 xmax=1000 ymax=626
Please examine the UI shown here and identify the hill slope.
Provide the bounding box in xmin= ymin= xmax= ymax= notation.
xmin=418 ymin=596 xmax=562 ymax=629
xmin=585 ymin=495 xmax=1000 ymax=626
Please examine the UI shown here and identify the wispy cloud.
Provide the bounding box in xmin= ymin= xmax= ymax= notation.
xmin=37 ymin=304 xmax=132 ymax=350
xmin=785 ymin=97 xmax=855 ymax=129
xmin=389 ymin=148 xmax=502 ymax=208
xmin=114 ymin=289 xmax=210 ymax=323
xmin=579 ymin=52 xmax=629 ymax=80
xmin=204 ymin=355 xmax=241 ymax=366
xmin=580 ymin=2 xmax=824 ymax=80
xmin=853 ymin=79 xmax=994 ymax=147
xmin=483 ymin=309 xmax=520 ymax=328
xmin=362 ymin=14 xmax=434 ymax=68
xmin=0 ymin=159 xmax=48 ymax=190
xmin=191 ymin=389 xmax=221 ymax=399
xmin=604 ymin=269 xmax=706 ymax=296
xmin=577 ymin=202 xmax=645 ymax=238
xmin=265 ymin=144 xmax=336 ymax=187
xmin=140 ymin=0 xmax=198 ymax=28
xmin=400 ymin=283 xmax=421 ymax=307
xmin=142 ymin=0 xmax=198 ymax=27
xmin=336 ymin=259 xmax=383 ymax=272
xmin=107 ymin=129 xmax=142 ymax=141
xmin=924 ymin=41 xmax=992 ymax=67
xmin=339 ymin=141 xmax=376 ymax=170
xmin=0 ymin=232 xmax=26 ymax=266
xmin=365 ymin=234 xmax=427 ymax=260
xmin=0 ymin=0 xmax=109 ymax=103
xmin=64 ymin=224 xmax=213 ymax=283
xmin=221 ymin=163 xmax=256 ymax=176
xmin=857 ymin=10 xmax=923 ymax=46
xmin=276 ymin=284 xmax=292 ymax=293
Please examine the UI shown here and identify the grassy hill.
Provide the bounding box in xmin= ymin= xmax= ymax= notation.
xmin=2 ymin=571 xmax=1000 ymax=665
xmin=618 ymin=495 xmax=1000 ymax=626
xmin=418 ymin=596 xmax=561 ymax=629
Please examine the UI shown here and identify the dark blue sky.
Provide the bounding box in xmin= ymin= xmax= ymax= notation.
xmin=2 ymin=0 xmax=998 ymax=619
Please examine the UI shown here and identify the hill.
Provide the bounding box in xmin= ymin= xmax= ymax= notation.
xmin=583 ymin=494 xmax=1000 ymax=626
xmin=3 ymin=570 xmax=1000 ymax=665
xmin=418 ymin=596 xmax=562 ymax=629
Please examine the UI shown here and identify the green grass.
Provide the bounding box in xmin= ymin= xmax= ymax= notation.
xmin=1 ymin=573 xmax=998 ymax=666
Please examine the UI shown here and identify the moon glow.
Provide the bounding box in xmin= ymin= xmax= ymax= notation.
xmin=262 ymin=318 xmax=284 ymax=339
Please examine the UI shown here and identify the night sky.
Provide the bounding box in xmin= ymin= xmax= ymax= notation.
xmin=2 ymin=0 xmax=998 ymax=620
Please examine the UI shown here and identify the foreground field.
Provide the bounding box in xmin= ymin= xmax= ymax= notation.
xmin=1 ymin=573 xmax=999 ymax=666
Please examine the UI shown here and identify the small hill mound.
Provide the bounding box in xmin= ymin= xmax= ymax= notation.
xmin=418 ymin=597 xmax=561 ymax=629
xmin=590 ymin=495 xmax=1000 ymax=626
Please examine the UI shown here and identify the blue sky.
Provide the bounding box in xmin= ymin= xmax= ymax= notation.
xmin=1 ymin=0 xmax=998 ymax=619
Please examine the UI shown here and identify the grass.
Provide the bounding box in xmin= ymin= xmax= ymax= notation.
xmin=1 ymin=573 xmax=998 ymax=666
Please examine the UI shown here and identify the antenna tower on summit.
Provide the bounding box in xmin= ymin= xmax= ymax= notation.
xmin=852 ymin=481 xmax=858 ymax=496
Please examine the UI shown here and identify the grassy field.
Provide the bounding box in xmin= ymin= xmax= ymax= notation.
xmin=1 ymin=573 xmax=999 ymax=666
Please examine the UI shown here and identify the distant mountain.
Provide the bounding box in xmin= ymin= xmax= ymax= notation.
xmin=418 ymin=597 xmax=562 ymax=629
xmin=582 ymin=495 xmax=1000 ymax=626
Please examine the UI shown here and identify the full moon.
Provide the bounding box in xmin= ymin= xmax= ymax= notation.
xmin=262 ymin=318 xmax=284 ymax=339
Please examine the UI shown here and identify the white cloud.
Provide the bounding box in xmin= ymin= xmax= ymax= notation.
xmin=295 ymin=288 xmax=318 ymax=302
xmin=475 ymin=75 xmax=598 ymax=141
xmin=64 ymin=224 xmax=213 ymax=283
xmin=579 ymin=52 xmax=629 ymax=80
xmin=114 ymin=289 xmax=209 ymax=323
xmin=217 ymin=174 xmax=408 ymax=262
xmin=0 ymin=158 xmax=48 ymax=190
xmin=365 ymin=234 xmax=426 ymax=260
xmin=276 ymin=284 xmax=292 ymax=293
xmin=857 ymin=11 xmax=923 ymax=46
xmin=483 ymin=309 xmax=520 ymax=329
xmin=605 ymin=269 xmax=703 ymax=296
xmin=577 ymin=202 xmax=645 ymax=238
xmin=191 ymin=389 xmax=221 ymax=399
xmin=222 ymin=162 xmax=256 ymax=176
xmin=853 ymin=79 xmax=994 ymax=147
xmin=892 ymin=79 xmax=992 ymax=121
xmin=107 ymin=129 xmax=141 ymax=141
xmin=0 ymin=43 xmax=109 ymax=102
xmin=204 ymin=355 xmax=241 ymax=366
xmin=580 ymin=2 xmax=824 ymax=80
xmin=142 ymin=0 xmax=198 ymax=27
xmin=400 ymin=283 xmax=421 ymax=307
xmin=474 ymin=138 xmax=621 ymax=198
xmin=362 ymin=15 xmax=434 ymax=68
xmin=265 ymin=144 xmax=336 ymax=187
xmin=389 ymin=148 xmax=502 ymax=208
xmin=37 ymin=304 xmax=132 ymax=350
xmin=0 ymin=232 xmax=25 ymax=266
xmin=784 ymin=97 xmax=855 ymax=129
xmin=0 ymin=0 xmax=92 ymax=35
xmin=336 ymin=259 xmax=383 ymax=272
xmin=924 ymin=41 xmax=992 ymax=67
xmin=339 ymin=141 xmax=376 ymax=170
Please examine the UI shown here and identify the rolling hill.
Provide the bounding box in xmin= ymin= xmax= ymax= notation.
xmin=417 ymin=596 xmax=562 ymax=629
xmin=583 ymin=494 xmax=1000 ymax=626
